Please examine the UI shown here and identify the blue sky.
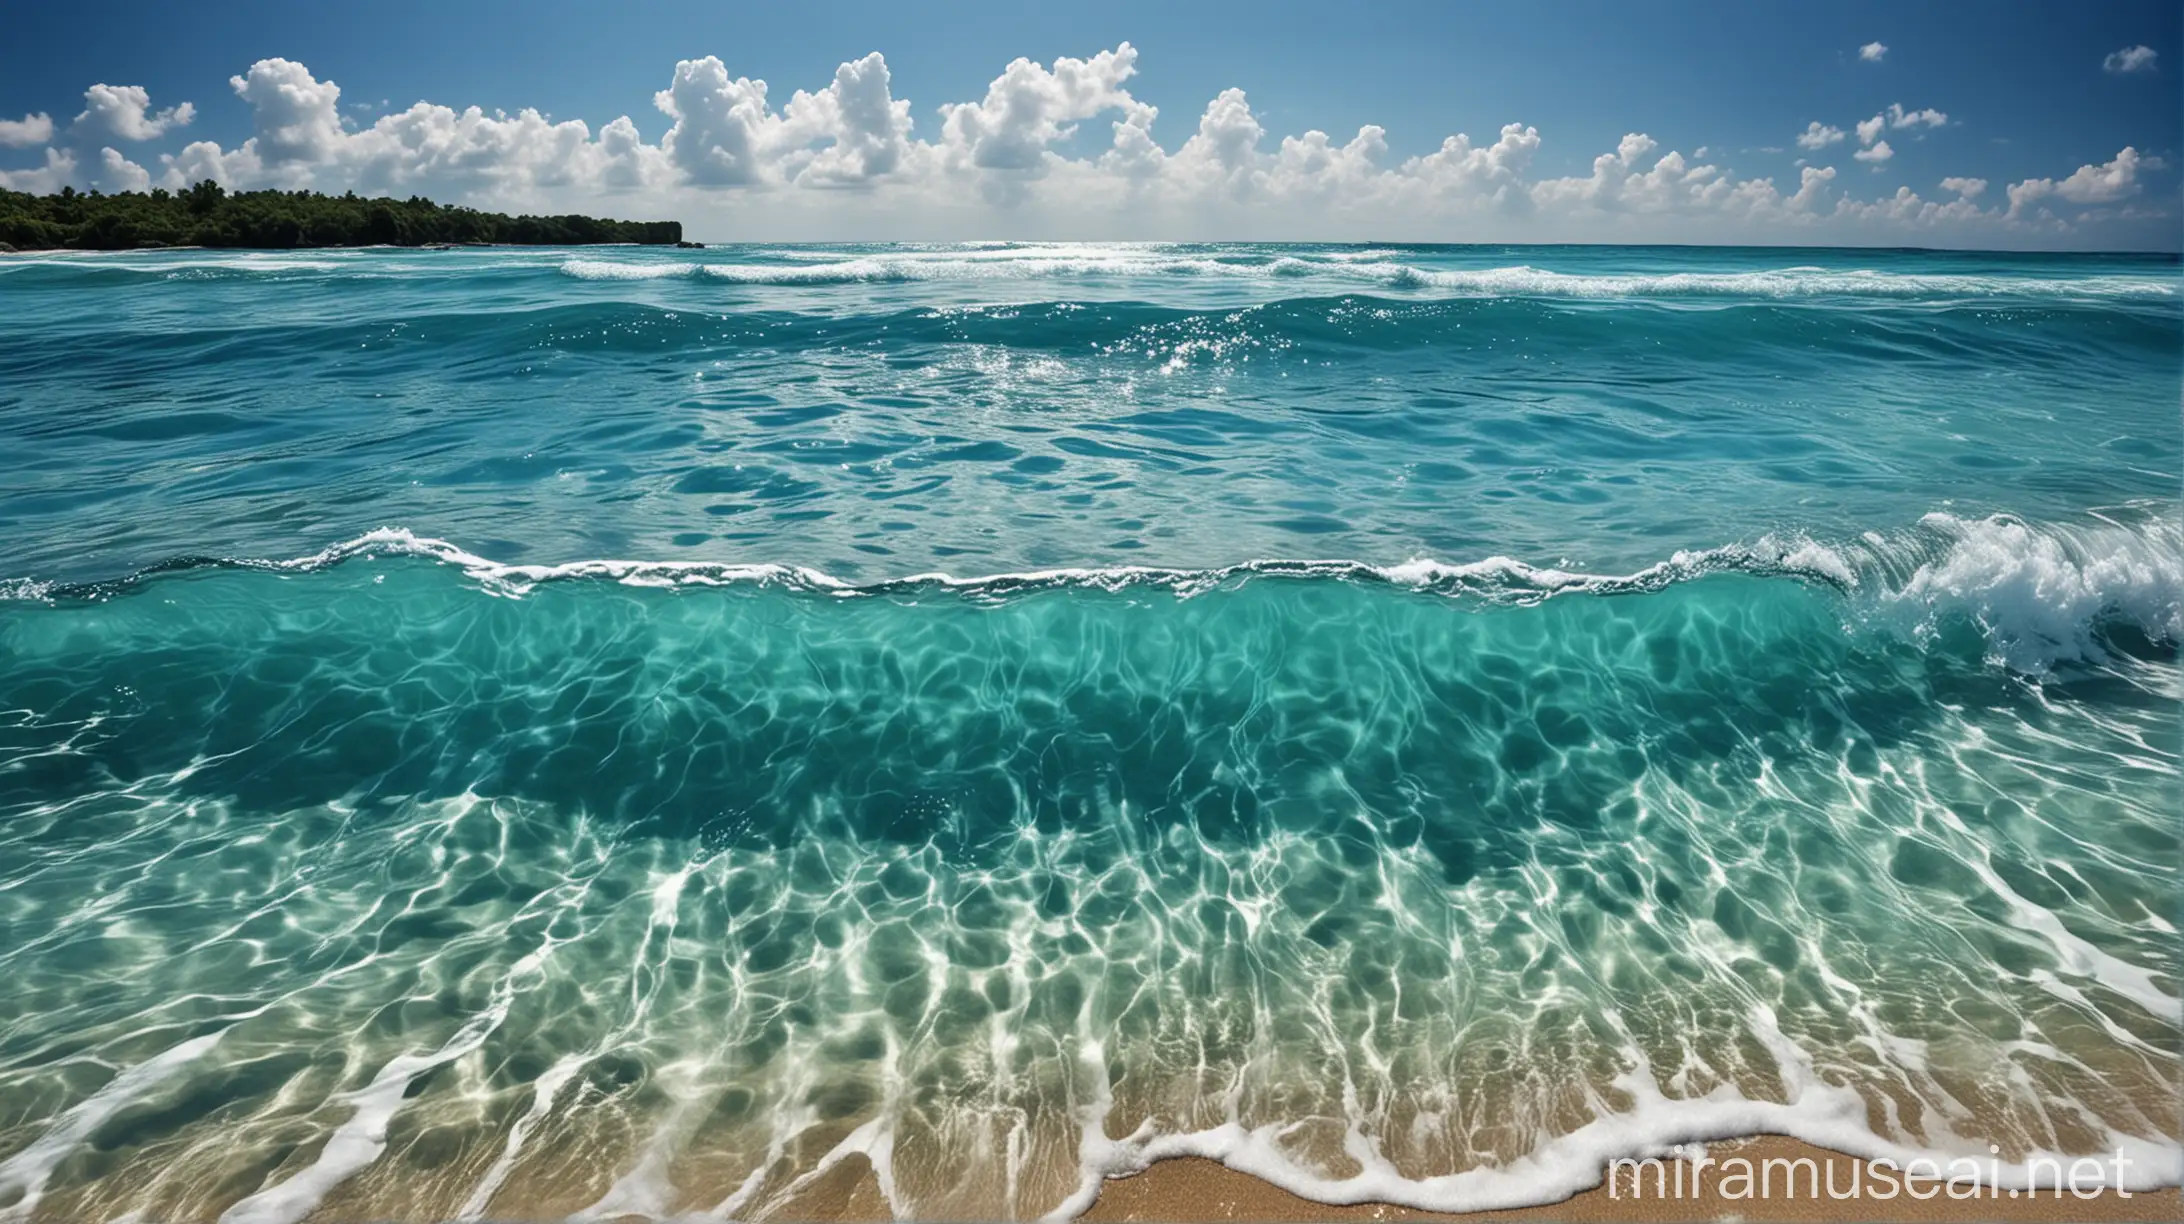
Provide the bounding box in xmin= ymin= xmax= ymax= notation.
xmin=3 ymin=0 xmax=2177 ymax=247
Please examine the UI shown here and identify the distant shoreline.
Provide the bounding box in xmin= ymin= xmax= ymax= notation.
xmin=0 ymin=239 xmax=705 ymax=254
xmin=1 ymin=182 xmax=684 ymax=251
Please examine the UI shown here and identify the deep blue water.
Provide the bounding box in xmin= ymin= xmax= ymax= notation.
xmin=0 ymin=244 xmax=2177 ymax=1221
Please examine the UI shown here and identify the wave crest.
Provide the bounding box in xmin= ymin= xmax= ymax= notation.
xmin=1885 ymin=511 xmax=2183 ymax=671
xmin=18 ymin=510 xmax=2176 ymax=676
xmin=553 ymin=252 xmax=2178 ymax=300
xmin=8 ymin=250 xmax=2170 ymax=302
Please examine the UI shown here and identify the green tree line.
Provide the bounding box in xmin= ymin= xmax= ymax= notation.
xmin=0 ymin=182 xmax=682 ymax=250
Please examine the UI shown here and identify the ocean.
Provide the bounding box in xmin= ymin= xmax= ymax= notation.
xmin=0 ymin=243 xmax=2177 ymax=1221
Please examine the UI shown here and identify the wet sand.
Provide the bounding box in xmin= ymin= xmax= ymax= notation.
xmin=648 ymin=1133 xmax=2179 ymax=1222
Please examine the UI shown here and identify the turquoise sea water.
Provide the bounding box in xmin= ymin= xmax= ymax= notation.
xmin=0 ymin=244 xmax=2178 ymax=1221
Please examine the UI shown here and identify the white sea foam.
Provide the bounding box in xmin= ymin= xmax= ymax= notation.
xmin=453 ymin=1055 xmax=586 ymax=1221
xmin=1381 ymin=263 xmax=2179 ymax=300
xmin=11 ymin=248 xmax=2167 ymax=300
xmin=558 ymin=259 xmax=704 ymax=281
xmin=544 ymin=250 xmax=2177 ymax=300
xmin=272 ymin=525 xmax=1854 ymax=606
xmin=1879 ymin=511 xmax=2183 ymax=672
xmin=214 ymin=935 xmax=555 ymax=1224
xmin=0 ymin=256 xmax=351 ymax=277
xmin=0 ymin=1033 xmax=227 ymax=1223
xmin=23 ymin=509 xmax=2154 ymax=676
xmin=216 ymin=1007 xmax=510 ymax=1224
xmin=1051 ymin=1018 xmax=2183 ymax=1217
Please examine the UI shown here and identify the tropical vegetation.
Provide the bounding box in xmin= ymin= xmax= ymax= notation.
xmin=0 ymin=182 xmax=682 ymax=250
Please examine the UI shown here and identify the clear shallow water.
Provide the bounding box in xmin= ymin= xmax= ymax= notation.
xmin=0 ymin=244 xmax=2178 ymax=1221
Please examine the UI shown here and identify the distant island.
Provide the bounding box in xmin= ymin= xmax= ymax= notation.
xmin=0 ymin=182 xmax=684 ymax=251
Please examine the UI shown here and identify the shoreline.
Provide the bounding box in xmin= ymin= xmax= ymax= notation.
xmin=1078 ymin=1137 xmax=2180 ymax=1224
xmin=0 ymin=240 xmax=694 ymax=254
xmin=738 ymin=1136 xmax=2184 ymax=1215
xmin=693 ymin=1135 xmax=2183 ymax=1223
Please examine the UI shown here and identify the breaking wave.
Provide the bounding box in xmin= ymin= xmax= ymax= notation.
xmin=551 ymin=251 xmax=2179 ymax=300
xmin=23 ymin=508 xmax=2174 ymax=677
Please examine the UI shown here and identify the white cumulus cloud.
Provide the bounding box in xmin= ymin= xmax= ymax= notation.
xmin=0 ymin=112 xmax=55 ymax=148
xmin=655 ymin=58 xmax=782 ymax=186
xmin=349 ymin=103 xmax=615 ymax=196
xmin=231 ymin=58 xmax=347 ymax=166
xmin=73 ymin=84 xmax=195 ymax=142
xmin=1835 ymin=183 xmax=1985 ymax=226
xmin=2006 ymin=147 xmax=2148 ymax=216
xmin=1856 ymin=103 xmax=1947 ymax=148
xmin=159 ymin=57 xmax=671 ymax=198
xmin=92 ymin=147 xmax=152 ymax=192
xmin=1860 ymin=42 xmax=1888 ymax=63
xmin=1885 ymin=103 xmax=1947 ymax=130
xmin=782 ymin=52 xmax=914 ymax=187
xmin=1533 ymin=133 xmax=1740 ymax=216
xmin=1797 ymin=122 xmax=1845 ymax=150
xmin=0 ymin=148 xmax=76 ymax=193
xmin=1403 ymin=122 xmax=1540 ymax=209
xmin=2051 ymin=147 xmax=2150 ymax=203
xmin=2103 ymin=45 xmax=2157 ymax=74
xmin=3 ymin=47 xmax=2166 ymax=247
xmin=652 ymin=49 xmax=917 ymax=189
xmin=938 ymin=42 xmax=1147 ymax=198
xmin=1790 ymin=164 xmax=1838 ymax=211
